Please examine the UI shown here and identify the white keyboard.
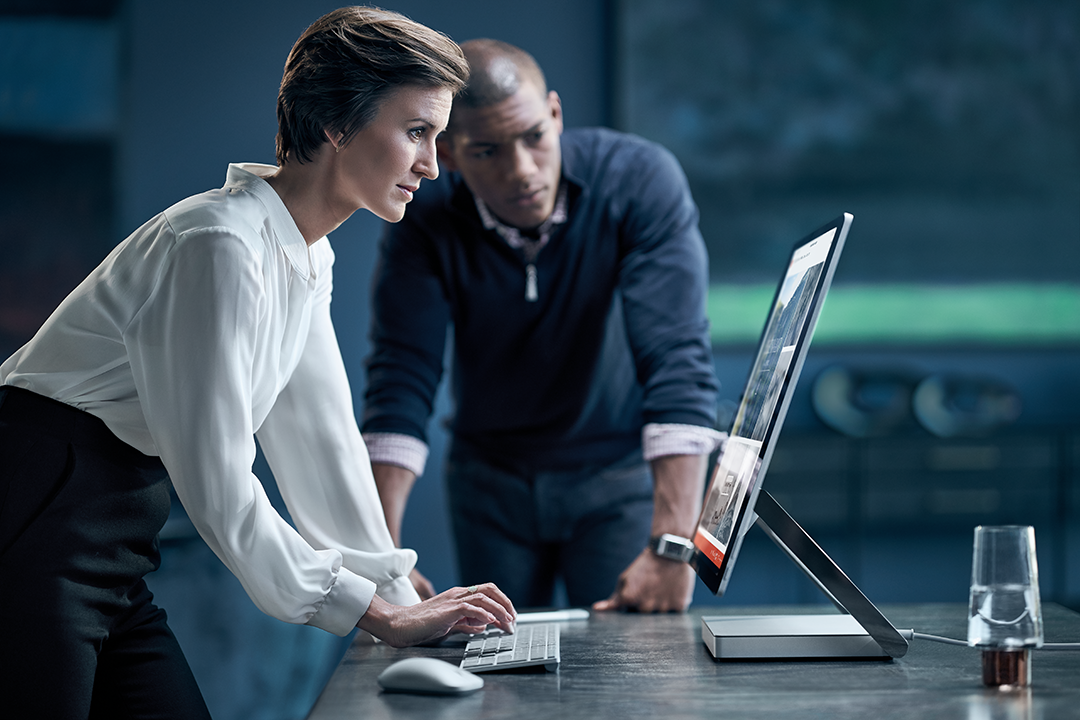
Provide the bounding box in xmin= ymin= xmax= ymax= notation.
xmin=459 ymin=622 xmax=560 ymax=673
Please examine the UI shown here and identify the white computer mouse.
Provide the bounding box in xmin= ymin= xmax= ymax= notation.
xmin=377 ymin=657 xmax=484 ymax=696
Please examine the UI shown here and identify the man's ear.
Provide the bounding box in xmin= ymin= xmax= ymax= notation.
xmin=548 ymin=91 xmax=564 ymax=135
xmin=437 ymin=134 xmax=459 ymax=172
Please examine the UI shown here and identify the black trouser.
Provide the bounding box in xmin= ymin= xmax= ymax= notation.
xmin=0 ymin=386 xmax=212 ymax=719
xmin=446 ymin=444 xmax=653 ymax=608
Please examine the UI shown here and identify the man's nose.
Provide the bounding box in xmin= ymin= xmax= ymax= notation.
xmin=506 ymin=141 xmax=537 ymax=183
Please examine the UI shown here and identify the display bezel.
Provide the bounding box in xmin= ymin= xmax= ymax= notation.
xmin=691 ymin=213 xmax=852 ymax=596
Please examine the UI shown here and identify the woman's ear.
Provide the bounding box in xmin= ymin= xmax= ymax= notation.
xmin=324 ymin=128 xmax=345 ymax=153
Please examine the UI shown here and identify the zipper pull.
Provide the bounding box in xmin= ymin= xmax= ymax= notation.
xmin=525 ymin=263 xmax=538 ymax=302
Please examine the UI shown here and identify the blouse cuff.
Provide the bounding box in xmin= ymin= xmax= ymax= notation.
xmin=377 ymin=574 xmax=423 ymax=607
xmin=642 ymin=423 xmax=727 ymax=461
xmin=363 ymin=432 xmax=429 ymax=477
xmin=305 ymin=567 xmax=377 ymax=637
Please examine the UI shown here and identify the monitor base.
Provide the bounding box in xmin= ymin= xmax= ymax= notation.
xmin=701 ymin=614 xmax=892 ymax=659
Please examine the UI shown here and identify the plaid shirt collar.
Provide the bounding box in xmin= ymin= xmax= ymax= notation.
xmin=473 ymin=182 xmax=569 ymax=256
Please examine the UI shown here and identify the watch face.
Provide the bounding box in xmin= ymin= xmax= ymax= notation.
xmin=653 ymin=535 xmax=694 ymax=561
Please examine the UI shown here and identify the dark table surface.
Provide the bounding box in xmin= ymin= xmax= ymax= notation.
xmin=306 ymin=603 xmax=1080 ymax=719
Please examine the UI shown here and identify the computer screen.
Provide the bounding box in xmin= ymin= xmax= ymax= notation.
xmin=691 ymin=214 xmax=851 ymax=596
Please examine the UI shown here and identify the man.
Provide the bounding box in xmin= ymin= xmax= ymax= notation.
xmin=362 ymin=39 xmax=724 ymax=612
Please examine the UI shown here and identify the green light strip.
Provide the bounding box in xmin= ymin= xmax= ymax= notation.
xmin=707 ymin=283 xmax=1080 ymax=345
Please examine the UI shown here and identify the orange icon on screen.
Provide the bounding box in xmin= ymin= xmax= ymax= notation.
xmin=694 ymin=529 xmax=725 ymax=569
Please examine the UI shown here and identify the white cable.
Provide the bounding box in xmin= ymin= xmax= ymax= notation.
xmin=913 ymin=632 xmax=968 ymax=646
xmin=912 ymin=632 xmax=1080 ymax=651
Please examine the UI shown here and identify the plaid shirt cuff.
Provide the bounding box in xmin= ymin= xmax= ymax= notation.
xmin=642 ymin=423 xmax=727 ymax=461
xmin=362 ymin=432 xmax=429 ymax=477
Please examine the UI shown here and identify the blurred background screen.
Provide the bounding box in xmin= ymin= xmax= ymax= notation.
xmin=617 ymin=0 xmax=1080 ymax=346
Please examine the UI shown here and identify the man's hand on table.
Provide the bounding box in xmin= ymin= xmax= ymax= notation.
xmin=591 ymin=548 xmax=695 ymax=613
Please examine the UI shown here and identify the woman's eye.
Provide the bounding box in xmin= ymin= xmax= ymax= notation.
xmin=409 ymin=127 xmax=425 ymax=141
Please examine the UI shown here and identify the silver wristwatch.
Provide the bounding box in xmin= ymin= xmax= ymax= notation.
xmin=649 ymin=533 xmax=695 ymax=563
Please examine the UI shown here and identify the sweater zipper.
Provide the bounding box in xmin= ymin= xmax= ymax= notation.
xmin=523 ymin=242 xmax=541 ymax=302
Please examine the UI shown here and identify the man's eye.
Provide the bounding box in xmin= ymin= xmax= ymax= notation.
xmin=472 ymin=147 xmax=495 ymax=159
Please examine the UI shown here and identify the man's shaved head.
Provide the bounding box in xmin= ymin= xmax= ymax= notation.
xmin=453 ymin=39 xmax=547 ymax=112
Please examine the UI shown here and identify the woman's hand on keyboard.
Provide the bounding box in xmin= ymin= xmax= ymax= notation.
xmin=358 ymin=582 xmax=517 ymax=648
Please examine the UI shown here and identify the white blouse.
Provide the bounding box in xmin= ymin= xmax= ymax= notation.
xmin=0 ymin=163 xmax=420 ymax=636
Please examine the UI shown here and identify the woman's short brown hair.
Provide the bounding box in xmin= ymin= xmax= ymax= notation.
xmin=275 ymin=6 xmax=468 ymax=165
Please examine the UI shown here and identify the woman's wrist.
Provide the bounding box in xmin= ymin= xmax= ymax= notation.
xmin=356 ymin=594 xmax=397 ymax=644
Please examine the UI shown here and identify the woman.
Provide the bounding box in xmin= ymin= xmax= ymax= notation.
xmin=0 ymin=7 xmax=514 ymax=718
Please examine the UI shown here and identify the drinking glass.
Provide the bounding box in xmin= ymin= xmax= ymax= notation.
xmin=967 ymin=525 xmax=1043 ymax=688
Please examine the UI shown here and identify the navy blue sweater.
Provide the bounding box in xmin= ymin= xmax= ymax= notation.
xmin=362 ymin=127 xmax=719 ymax=473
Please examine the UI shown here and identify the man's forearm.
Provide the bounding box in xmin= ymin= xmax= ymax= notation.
xmin=648 ymin=454 xmax=708 ymax=538
xmin=372 ymin=462 xmax=418 ymax=547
